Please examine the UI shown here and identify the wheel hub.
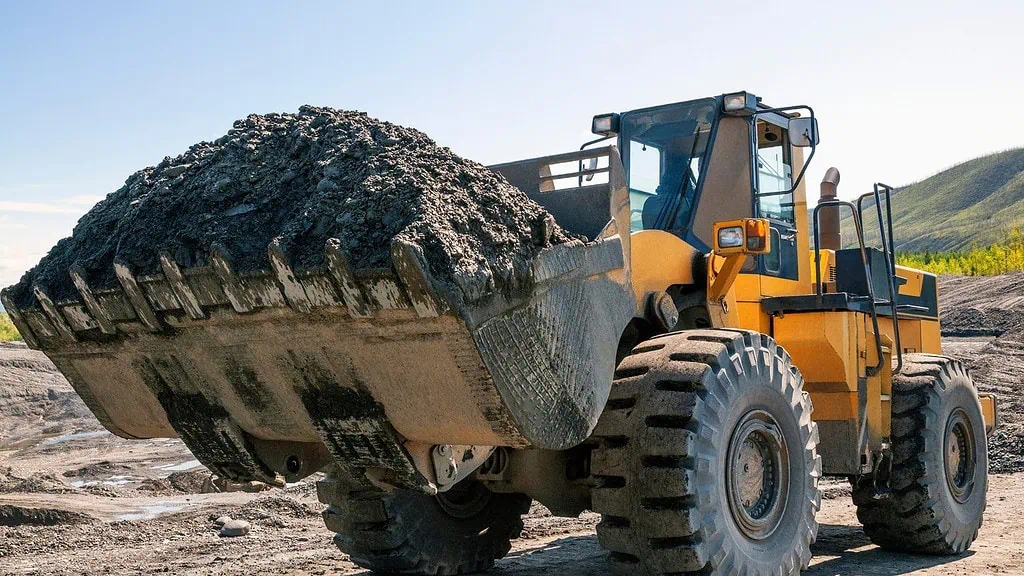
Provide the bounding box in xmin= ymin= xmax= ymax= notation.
xmin=726 ymin=410 xmax=790 ymax=540
xmin=945 ymin=408 xmax=977 ymax=504
xmin=435 ymin=479 xmax=493 ymax=519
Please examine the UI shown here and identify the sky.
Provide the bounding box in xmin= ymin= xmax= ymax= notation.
xmin=1 ymin=1 xmax=1022 ymax=290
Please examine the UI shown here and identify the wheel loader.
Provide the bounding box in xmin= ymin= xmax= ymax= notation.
xmin=0 ymin=91 xmax=997 ymax=575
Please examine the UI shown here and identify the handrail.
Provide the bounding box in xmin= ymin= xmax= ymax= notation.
xmin=812 ymin=200 xmax=886 ymax=377
xmin=752 ymin=104 xmax=817 ymax=196
xmin=576 ymin=136 xmax=615 ymax=187
xmin=855 ymin=184 xmax=903 ymax=375
xmin=540 ymin=166 xmax=611 ymax=183
xmin=489 ymin=144 xmax=615 ymax=170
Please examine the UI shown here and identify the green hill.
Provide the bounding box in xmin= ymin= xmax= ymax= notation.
xmin=834 ymin=148 xmax=1024 ymax=252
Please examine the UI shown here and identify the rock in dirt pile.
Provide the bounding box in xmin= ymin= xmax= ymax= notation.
xmin=8 ymin=106 xmax=573 ymax=309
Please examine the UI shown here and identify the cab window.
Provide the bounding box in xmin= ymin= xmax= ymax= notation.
xmin=628 ymin=140 xmax=661 ymax=231
xmin=756 ymin=121 xmax=794 ymax=221
xmin=621 ymin=99 xmax=716 ymax=234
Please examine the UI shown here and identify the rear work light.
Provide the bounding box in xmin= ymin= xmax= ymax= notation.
xmin=591 ymin=113 xmax=620 ymax=136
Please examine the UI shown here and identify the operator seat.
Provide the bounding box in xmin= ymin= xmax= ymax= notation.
xmin=641 ymin=161 xmax=693 ymax=230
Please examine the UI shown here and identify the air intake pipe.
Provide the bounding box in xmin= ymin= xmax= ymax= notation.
xmin=817 ymin=167 xmax=841 ymax=250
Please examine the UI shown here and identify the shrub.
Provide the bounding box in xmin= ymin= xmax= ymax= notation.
xmin=0 ymin=313 xmax=21 ymax=342
xmin=898 ymin=229 xmax=1024 ymax=276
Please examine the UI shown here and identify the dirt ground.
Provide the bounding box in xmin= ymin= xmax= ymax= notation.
xmin=2 ymin=454 xmax=1023 ymax=575
xmin=3 ymin=274 xmax=1024 ymax=575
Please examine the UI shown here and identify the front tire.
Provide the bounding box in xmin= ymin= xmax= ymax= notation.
xmin=591 ymin=329 xmax=821 ymax=575
xmin=853 ymin=354 xmax=987 ymax=554
xmin=317 ymin=468 xmax=531 ymax=574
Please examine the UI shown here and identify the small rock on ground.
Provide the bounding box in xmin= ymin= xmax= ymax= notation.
xmin=219 ymin=519 xmax=250 ymax=537
xmin=213 ymin=515 xmax=232 ymax=528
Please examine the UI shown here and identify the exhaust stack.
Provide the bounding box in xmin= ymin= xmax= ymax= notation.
xmin=817 ymin=167 xmax=841 ymax=250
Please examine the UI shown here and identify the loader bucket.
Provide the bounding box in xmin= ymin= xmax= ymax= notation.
xmin=1 ymin=146 xmax=635 ymax=492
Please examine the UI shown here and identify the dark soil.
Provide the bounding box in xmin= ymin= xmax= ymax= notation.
xmin=63 ymin=461 xmax=132 ymax=478
xmin=9 ymin=106 xmax=572 ymax=310
xmin=135 ymin=471 xmax=212 ymax=495
xmin=939 ymin=273 xmax=1024 ymax=337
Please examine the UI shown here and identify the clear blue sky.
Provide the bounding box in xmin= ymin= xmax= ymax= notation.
xmin=1 ymin=1 xmax=1022 ymax=289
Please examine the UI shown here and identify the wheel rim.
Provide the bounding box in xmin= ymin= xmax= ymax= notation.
xmin=945 ymin=408 xmax=977 ymax=504
xmin=435 ymin=479 xmax=493 ymax=519
xmin=726 ymin=409 xmax=790 ymax=541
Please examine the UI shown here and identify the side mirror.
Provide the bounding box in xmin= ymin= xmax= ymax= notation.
xmin=585 ymin=157 xmax=598 ymax=181
xmin=789 ymin=117 xmax=819 ymax=148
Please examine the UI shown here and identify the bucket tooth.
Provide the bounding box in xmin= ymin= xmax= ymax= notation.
xmin=31 ymin=284 xmax=78 ymax=342
xmin=69 ymin=264 xmax=117 ymax=334
xmin=268 ymin=240 xmax=312 ymax=313
xmin=0 ymin=289 xmax=40 ymax=348
xmin=136 ymin=355 xmax=283 ymax=486
xmin=159 ymin=252 xmax=205 ymax=320
xmin=209 ymin=244 xmax=254 ymax=314
xmin=391 ymin=239 xmax=446 ymax=318
xmin=325 ymin=239 xmax=373 ymax=319
xmin=113 ymin=260 xmax=162 ymax=332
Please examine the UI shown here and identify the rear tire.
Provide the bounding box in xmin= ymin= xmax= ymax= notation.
xmin=591 ymin=329 xmax=821 ymax=575
xmin=853 ymin=354 xmax=987 ymax=554
xmin=317 ymin=468 xmax=531 ymax=574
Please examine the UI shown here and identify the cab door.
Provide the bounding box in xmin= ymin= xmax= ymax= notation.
xmin=755 ymin=119 xmax=800 ymax=282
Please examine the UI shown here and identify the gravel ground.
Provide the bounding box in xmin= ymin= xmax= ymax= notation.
xmin=939 ymin=273 xmax=1024 ymax=472
xmin=8 ymin=107 xmax=572 ymax=310
xmin=1 ymin=467 xmax=1023 ymax=575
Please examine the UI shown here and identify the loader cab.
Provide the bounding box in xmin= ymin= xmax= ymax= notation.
xmin=600 ymin=92 xmax=815 ymax=287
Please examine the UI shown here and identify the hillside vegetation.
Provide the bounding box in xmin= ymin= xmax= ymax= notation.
xmin=840 ymin=148 xmax=1024 ymax=251
xmin=898 ymin=230 xmax=1024 ymax=276
xmin=0 ymin=313 xmax=21 ymax=342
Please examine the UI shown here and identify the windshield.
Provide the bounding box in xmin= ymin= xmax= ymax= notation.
xmin=621 ymin=99 xmax=717 ymax=233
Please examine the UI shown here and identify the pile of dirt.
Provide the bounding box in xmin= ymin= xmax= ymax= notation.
xmin=8 ymin=106 xmax=573 ymax=311
xmin=0 ymin=467 xmax=15 ymax=489
xmin=62 ymin=461 xmax=132 ymax=478
xmin=0 ymin=505 xmax=94 ymax=527
xmin=0 ymin=469 xmax=78 ymax=495
xmin=231 ymin=495 xmax=323 ymax=523
xmin=939 ymin=274 xmax=1024 ymax=473
xmin=939 ymin=273 xmax=1024 ymax=337
xmin=135 ymin=471 xmax=212 ymax=495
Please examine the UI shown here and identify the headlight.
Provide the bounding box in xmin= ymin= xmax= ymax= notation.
xmin=713 ymin=218 xmax=771 ymax=255
xmin=717 ymin=226 xmax=744 ymax=249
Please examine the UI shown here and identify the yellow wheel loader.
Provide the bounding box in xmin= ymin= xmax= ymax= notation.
xmin=1 ymin=91 xmax=996 ymax=575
